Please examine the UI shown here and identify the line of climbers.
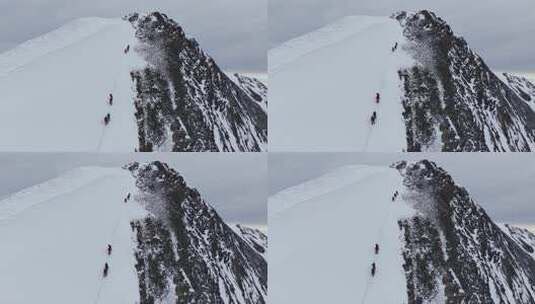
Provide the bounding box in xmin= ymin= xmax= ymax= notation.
xmin=103 ymin=44 xmax=130 ymax=126
xmin=370 ymin=111 xmax=377 ymax=125
xmin=369 ymin=41 xmax=400 ymax=126
xmin=370 ymin=190 xmax=400 ymax=277
xmin=392 ymin=190 xmax=399 ymax=202
xmin=370 ymin=92 xmax=380 ymax=125
xmin=371 ymin=243 xmax=379 ymax=276
xmin=102 ymin=192 xmax=132 ymax=278
xmin=103 ymin=244 xmax=112 ymax=277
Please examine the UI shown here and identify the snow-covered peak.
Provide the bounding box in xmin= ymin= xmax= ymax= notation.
xmin=271 ymin=9 xmax=535 ymax=152
xmin=0 ymin=161 xmax=267 ymax=303
xmin=126 ymin=12 xmax=267 ymax=152
xmin=271 ymin=160 xmax=535 ymax=303
xmin=0 ymin=12 xmax=267 ymax=152
xmin=393 ymin=10 xmax=451 ymax=33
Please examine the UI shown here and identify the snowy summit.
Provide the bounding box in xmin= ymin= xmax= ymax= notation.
xmin=0 ymin=161 xmax=267 ymax=303
xmin=0 ymin=12 xmax=267 ymax=152
xmin=269 ymin=10 xmax=535 ymax=152
xmin=269 ymin=160 xmax=535 ymax=303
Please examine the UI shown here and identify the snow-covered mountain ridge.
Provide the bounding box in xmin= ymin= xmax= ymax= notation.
xmin=127 ymin=12 xmax=267 ymax=152
xmin=395 ymin=11 xmax=535 ymax=151
xmin=270 ymin=10 xmax=535 ymax=151
xmin=0 ymin=12 xmax=266 ymax=152
xmin=0 ymin=161 xmax=266 ymax=303
xmin=396 ymin=160 xmax=535 ymax=303
xmin=270 ymin=160 xmax=535 ymax=303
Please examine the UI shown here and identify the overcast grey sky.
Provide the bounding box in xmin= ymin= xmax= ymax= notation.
xmin=270 ymin=153 xmax=535 ymax=228
xmin=0 ymin=0 xmax=266 ymax=72
xmin=0 ymin=153 xmax=266 ymax=227
xmin=269 ymin=0 xmax=535 ymax=71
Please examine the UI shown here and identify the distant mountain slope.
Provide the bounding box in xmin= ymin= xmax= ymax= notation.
xmin=0 ymin=12 xmax=267 ymax=152
xmin=229 ymin=73 xmax=267 ymax=113
xmin=499 ymin=224 xmax=535 ymax=260
xmin=269 ymin=160 xmax=535 ymax=303
xmin=500 ymin=73 xmax=535 ymax=112
xmin=232 ymin=224 xmax=267 ymax=259
xmin=269 ymin=10 xmax=535 ymax=152
xmin=0 ymin=161 xmax=267 ymax=303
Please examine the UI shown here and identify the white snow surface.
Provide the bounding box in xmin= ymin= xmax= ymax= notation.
xmin=0 ymin=167 xmax=146 ymax=303
xmin=0 ymin=18 xmax=146 ymax=151
xmin=269 ymin=165 xmax=414 ymax=303
xmin=269 ymin=16 xmax=413 ymax=152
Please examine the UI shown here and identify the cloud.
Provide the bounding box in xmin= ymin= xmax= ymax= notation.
xmin=269 ymin=0 xmax=535 ymax=71
xmin=0 ymin=0 xmax=266 ymax=72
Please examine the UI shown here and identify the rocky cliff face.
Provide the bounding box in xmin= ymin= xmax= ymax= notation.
xmin=126 ymin=12 xmax=267 ymax=152
xmin=395 ymin=160 xmax=535 ymax=303
xmin=126 ymin=161 xmax=267 ymax=303
xmin=394 ymin=11 xmax=535 ymax=152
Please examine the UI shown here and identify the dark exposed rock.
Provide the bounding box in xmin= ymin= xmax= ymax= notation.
xmin=394 ymin=11 xmax=535 ymax=151
xmin=126 ymin=12 xmax=267 ymax=152
xmin=127 ymin=161 xmax=267 ymax=303
xmin=396 ymin=160 xmax=535 ymax=303
xmin=230 ymin=74 xmax=267 ymax=112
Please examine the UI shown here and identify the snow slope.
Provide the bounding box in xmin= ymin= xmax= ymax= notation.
xmin=269 ymin=16 xmax=413 ymax=152
xmin=0 ymin=167 xmax=146 ymax=303
xmin=0 ymin=18 xmax=145 ymax=152
xmin=269 ymin=165 xmax=414 ymax=303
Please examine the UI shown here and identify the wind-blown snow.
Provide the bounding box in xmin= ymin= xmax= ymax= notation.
xmin=0 ymin=18 xmax=146 ymax=152
xmin=269 ymin=165 xmax=414 ymax=303
xmin=269 ymin=16 xmax=413 ymax=152
xmin=0 ymin=167 xmax=146 ymax=303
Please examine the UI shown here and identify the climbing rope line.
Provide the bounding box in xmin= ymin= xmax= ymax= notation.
xmin=93 ymin=216 xmax=122 ymax=304
xmin=360 ymin=184 xmax=398 ymax=304
xmin=96 ymin=40 xmax=129 ymax=152
xmin=362 ymin=123 xmax=373 ymax=152
xmin=93 ymin=184 xmax=129 ymax=304
xmin=361 ymin=41 xmax=398 ymax=152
